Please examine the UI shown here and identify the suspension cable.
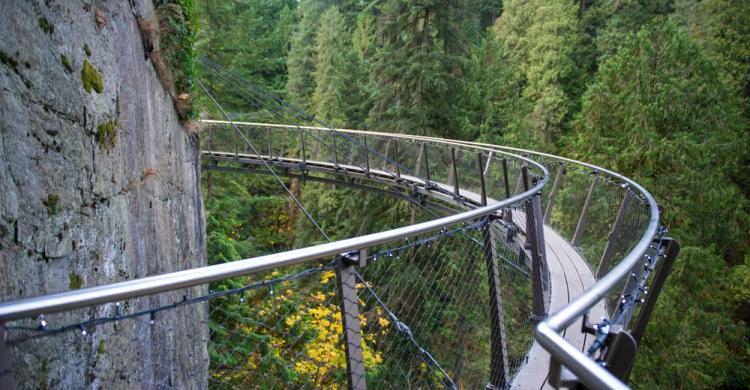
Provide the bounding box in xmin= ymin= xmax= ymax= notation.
xmin=198 ymin=60 xmax=484 ymax=247
xmin=197 ymin=78 xmax=331 ymax=243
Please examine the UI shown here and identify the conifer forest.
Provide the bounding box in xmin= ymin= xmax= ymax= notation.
xmin=194 ymin=1 xmax=750 ymax=388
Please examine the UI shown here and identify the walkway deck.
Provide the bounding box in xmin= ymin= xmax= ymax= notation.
xmin=510 ymin=225 xmax=607 ymax=389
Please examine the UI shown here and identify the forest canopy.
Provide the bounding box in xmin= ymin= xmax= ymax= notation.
xmin=196 ymin=0 xmax=750 ymax=388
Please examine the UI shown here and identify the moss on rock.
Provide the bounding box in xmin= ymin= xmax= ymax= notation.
xmin=95 ymin=121 xmax=117 ymax=151
xmin=84 ymin=44 xmax=92 ymax=56
xmin=81 ymin=59 xmax=103 ymax=93
xmin=60 ymin=54 xmax=73 ymax=74
xmin=42 ymin=194 xmax=60 ymax=216
xmin=38 ymin=16 xmax=53 ymax=34
xmin=68 ymin=272 xmax=83 ymax=290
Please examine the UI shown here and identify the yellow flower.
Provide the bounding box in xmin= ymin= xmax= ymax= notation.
xmin=378 ymin=317 xmax=390 ymax=328
xmin=320 ymin=270 xmax=335 ymax=284
xmin=285 ymin=314 xmax=301 ymax=327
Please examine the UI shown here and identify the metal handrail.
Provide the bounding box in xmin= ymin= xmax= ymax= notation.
xmin=200 ymin=121 xmax=660 ymax=389
xmin=0 ymin=130 xmax=548 ymax=322
xmin=1 ymin=120 xmax=660 ymax=389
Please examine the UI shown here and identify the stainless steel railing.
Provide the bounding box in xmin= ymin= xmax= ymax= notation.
xmin=0 ymin=120 xmax=665 ymax=389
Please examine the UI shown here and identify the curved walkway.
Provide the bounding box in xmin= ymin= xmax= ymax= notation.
xmin=510 ymin=226 xmax=606 ymax=389
xmin=202 ymin=150 xmax=605 ymax=388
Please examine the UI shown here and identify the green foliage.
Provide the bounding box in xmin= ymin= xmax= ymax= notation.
xmin=310 ymin=7 xmax=365 ymax=127
xmin=81 ymin=59 xmax=103 ymax=94
xmin=95 ymin=121 xmax=117 ymax=151
xmin=68 ymin=272 xmax=83 ymax=290
xmin=634 ymin=246 xmax=750 ymax=388
xmin=286 ymin=0 xmax=326 ymax=108
xmin=367 ymin=0 xmax=469 ymax=137
xmin=573 ymin=20 xmax=750 ymax=387
xmin=42 ymin=194 xmax=60 ymax=216
xmin=38 ymin=16 xmax=53 ymax=34
xmin=60 ymin=54 xmax=73 ymax=74
xmin=589 ymin=0 xmax=674 ymax=60
xmin=197 ymin=0 xmax=295 ymax=114
xmin=685 ymin=0 xmax=750 ymax=99
xmin=156 ymin=0 xmax=197 ymax=120
xmin=196 ymin=3 xmax=750 ymax=388
xmin=574 ymin=21 xmax=748 ymax=255
xmin=460 ymin=33 xmax=522 ymax=143
xmin=491 ymin=0 xmax=580 ymax=151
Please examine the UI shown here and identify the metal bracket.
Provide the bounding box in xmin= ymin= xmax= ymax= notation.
xmin=340 ymin=250 xmax=368 ymax=268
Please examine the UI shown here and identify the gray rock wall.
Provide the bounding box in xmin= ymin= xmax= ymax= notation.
xmin=0 ymin=0 xmax=208 ymax=388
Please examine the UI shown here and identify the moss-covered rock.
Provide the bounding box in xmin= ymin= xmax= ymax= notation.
xmin=81 ymin=59 xmax=103 ymax=93
xmin=42 ymin=194 xmax=60 ymax=216
xmin=95 ymin=121 xmax=117 ymax=151
xmin=38 ymin=16 xmax=53 ymax=34
xmin=60 ymin=54 xmax=73 ymax=74
xmin=68 ymin=272 xmax=83 ymax=289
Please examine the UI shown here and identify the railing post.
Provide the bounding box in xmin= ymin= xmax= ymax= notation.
xmin=501 ymin=158 xmax=511 ymax=199
xmin=513 ymin=164 xmax=524 ymax=196
xmin=483 ymin=217 xmax=510 ymax=388
xmin=501 ymin=159 xmax=513 ymax=222
xmin=394 ymin=140 xmax=401 ymax=179
xmin=300 ymin=128 xmax=307 ymax=163
xmin=363 ymin=137 xmax=370 ymax=173
xmin=479 ymin=155 xmax=509 ymax=388
xmin=208 ymin=125 xmax=213 ymax=155
xmin=572 ymin=172 xmax=599 ymax=247
xmin=631 ymin=237 xmax=680 ymax=345
xmin=477 ymin=153 xmax=487 ymax=206
xmin=333 ymin=133 xmax=339 ymax=168
xmin=267 ymin=127 xmax=273 ymax=159
xmin=483 ymin=151 xmax=493 ymax=177
xmin=233 ymin=125 xmax=238 ymax=157
xmin=451 ymin=147 xmax=459 ymax=197
xmin=336 ymin=252 xmax=368 ymax=390
xmin=543 ymin=162 xmax=566 ymax=224
xmin=523 ymin=167 xmax=548 ymax=322
xmin=423 ymin=144 xmax=431 ymax=186
xmin=0 ymin=322 xmax=15 ymax=390
xmin=597 ymin=190 xmax=631 ymax=279
xmin=250 ymin=129 xmax=253 ymax=154
xmin=413 ymin=143 xmax=424 ymax=176
xmin=382 ymin=139 xmax=391 ymax=170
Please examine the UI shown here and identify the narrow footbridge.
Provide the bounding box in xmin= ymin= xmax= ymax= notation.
xmin=0 ymin=73 xmax=679 ymax=389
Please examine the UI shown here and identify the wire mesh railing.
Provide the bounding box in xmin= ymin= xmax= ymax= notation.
xmin=0 ymin=59 xmax=672 ymax=389
xmin=0 ymin=122 xmax=553 ymax=389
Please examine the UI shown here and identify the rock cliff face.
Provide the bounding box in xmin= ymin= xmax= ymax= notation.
xmin=0 ymin=1 xmax=207 ymax=388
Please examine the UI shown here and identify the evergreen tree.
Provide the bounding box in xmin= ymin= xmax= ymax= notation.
xmin=198 ymin=0 xmax=296 ymax=92
xmin=462 ymin=32 xmax=522 ymax=143
xmin=672 ymin=0 xmax=750 ymax=195
xmin=311 ymin=7 xmax=365 ymax=127
xmin=286 ymin=0 xmax=327 ymax=109
xmin=367 ymin=0 xmax=469 ymax=137
xmin=311 ymin=7 xmax=351 ymax=127
xmin=492 ymin=0 xmax=580 ymax=151
xmin=572 ymin=21 xmax=750 ymax=387
xmin=590 ymin=0 xmax=674 ymax=59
